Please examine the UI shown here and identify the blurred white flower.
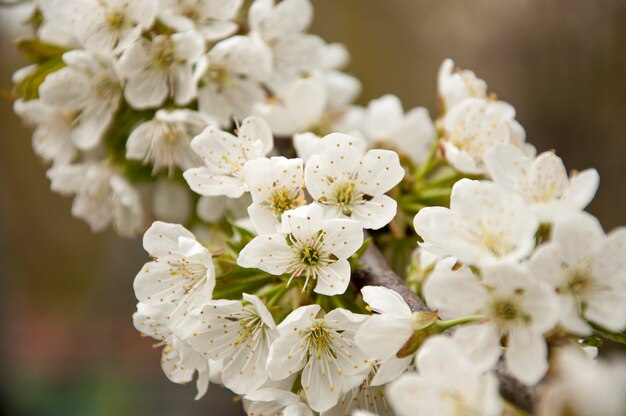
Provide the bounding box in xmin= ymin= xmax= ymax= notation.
xmin=70 ymin=0 xmax=157 ymax=53
xmin=158 ymin=0 xmax=243 ymax=41
xmin=386 ymin=336 xmax=502 ymax=416
xmin=442 ymin=98 xmax=528 ymax=174
xmin=117 ymin=31 xmax=205 ymax=108
xmin=186 ymin=293 xmax=277 ymax=394
xmin=254 ymin=76 xmax=327 ymax=136
xmin=305 ymin=133 xmax=405 ymax=230
xmin=237 ymin=204 xmax=363 ymax=295
xmin=196 ymin=193 xmax=251 ymax=223
xmin=414 ymin=179 xmax=538 ymax=266
xmin=248 ymin=0 xmax=324 ymax=93
xmin=437 ymin=58 xmax=487 ymax=112
xmin=184 ymin=116 xmax=274 ymax=198
xmin=267 ymin=305 xmax=372 ymax=412
xmin=528 ymin=213 xmax=626 ymax=334
xmin=39 ymin=50 xmax=122 ymax=150
xmin=484 ymin=144 xmax=599 ymax=223
xmin=424 ymin=260 xmax=559 ymax=385
xmin=195 ymin=35 xmax=272 ymax=128
xmin=133 ymin=302 xmax=211 ymax=399
xmin=34 ymin=0 xmax=80 ymax=47
xmin=362 ymin=95 xmax=436 ymax=165
xmin=133 ymin=221 xmax=215 ymax=312
xmin=537 ymin=347 xmax=626 ymax=416
xmin=245 ymin=388 xmax=313 ymax=416
xmin=14 ymin=99 xmax=77 ymax=165
xmin=47 ymin=161 xmax=144 ymax=237
xmin=126 ymin=109 xmax=213 ymax=174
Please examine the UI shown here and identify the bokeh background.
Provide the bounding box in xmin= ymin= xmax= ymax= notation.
xmin=1 ymin=0 xmax=625 ymax=414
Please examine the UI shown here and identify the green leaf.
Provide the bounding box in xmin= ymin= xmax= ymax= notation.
xmin=592 ymin=324 xmax=626 ymax=344
xmin=581 ymin=335 xmax=603 ymax=347
xmin=15 ymin=37 xmax=68 ymax=62
xmin=13 ymin=57 xmax=65 ymax=100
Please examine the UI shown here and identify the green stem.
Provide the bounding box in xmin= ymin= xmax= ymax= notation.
xmin=417 ymin=187 xmax=452 ymax=200
xmin=434 ymin=315 xmax=484 ymax=332
xmin=265 ymin=285 xmax=290 ymax=308
xmin=425 ymin=171 xmax=464 ymax=189
xmin=414 ymin=145 xmax=440 ymax=181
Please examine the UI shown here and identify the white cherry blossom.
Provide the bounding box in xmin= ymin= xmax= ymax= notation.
xmin=484 ymin=144 xmax=599 ymax=223
xmin=186 ymin=294 xmax=277 ymax=394
xmin=183 ymin=116 xmax=274 ymax=198
xmin=195 ymin=35 xmax=272 ymax=128
xmin=424 ymin=260 xmax=559 ymax=385
xmin=196 ymin=193 xmax=251 ymax=223
xmin=413 ymin=179 xmax=539 ymax=266
xmin=362 ymin=95 xmax=436 ymax=165
xmin=442 ymin=98 xmax=527 ymax=174
xmin=35 ymin=0 xmax=80 ymax=47
xmin=133 ymin=221 xmax=215 ymax=310
xmin=238 ymin=204 xmax=363 ymax=295
xmin=248 ymin=0 xmax=324 ymax=93
xmin=322 ymin=371 xmax=393 ymax=416
xmin=386 ymin=336 xmax=502 ymax=416
xmin=437 ymin=58 xmax=487 ymax=112
xmin=158 ymin=0 xmax=243 ymax=41
xmin=305 ymin=133 xmax=405 ymax=230
xmin=117 ymin=31 xmax=205 ymax=109
xmin=528 ymin=213 xmax=626 ymax=334
xmin=70 ymin=0 xmax=157 ymax=53
xmin=294 ymin=132 xmax=367 ymax=164
xmin=254 ymin=76 xmax=327 ymax=136
xmin=126 ymin=109 xmax=213 ymax=174
xmin=267 ymin=305 xmax=372 ymax=412
xmin=39 ymin=50 xmax=122 ymax=150
xmin=537 ymin=347 xmax=626 ymax=416
xmin=355 ymin=286 xmax=425 ymax=383
xmin=245 ymin=388 xmax=313 ymax=416
xmin=47 ymin=161 xmax=144 ymax=237
xmin=133 ymin=302 xmax=211 ymax=399
xmin=14 ymin=99 xmax=77 ymax=165
xmin=244 ymin=156 xmax=306 ymax=234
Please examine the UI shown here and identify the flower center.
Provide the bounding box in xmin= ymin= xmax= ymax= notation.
xmin=182 ymin=7 xmax=200 ymax=21
xmin=306 ymin=319 xmax=335 ymax=359
xmin=204 ymin=65 xmax=231 ymax=88
xmin=492 ymin=299 xmax=520 ymax=321
xmin=561 ymin=262 xmax=594 ymax=296
xmin=167 ymin=257 xmax=208 ymax=293
xmin=477 ymin=221 xmax=513 ymax=257
xmin=300 ymin=246 xmax=321 ymax=267
xmin=105 ymin=10 xmax=126 ymax=31
xmin=321 ymin=180 xmax=364 ymax=216
xmin=269 ymin=187 xmax=298 ymax=217
xmin=285 ymin=231 xmax=335 ymax=291
xmin=154 ymin=38 xmax=176 ymax=68
xmin=95 ymin=76 xmax=118 ymax=99
xmin=490 ymin=296 xmax=530 ymax=330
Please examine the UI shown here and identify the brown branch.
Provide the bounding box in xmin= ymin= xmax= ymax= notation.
xmin=351 ymin=242 xmax=536 ymax=413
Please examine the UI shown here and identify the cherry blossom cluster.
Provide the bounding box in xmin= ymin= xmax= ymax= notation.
xmin=13 ymin=0 xmax=360 ymax=237
xmin=11 ymin=1 xmax=626 ymax=415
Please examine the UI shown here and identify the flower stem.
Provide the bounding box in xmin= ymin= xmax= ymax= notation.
xmin=433 ymin=315 xmax=484 ymax=332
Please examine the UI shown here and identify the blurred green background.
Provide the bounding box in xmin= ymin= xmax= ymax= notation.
xmin=1 ymin=0 xmax=625 ymax=415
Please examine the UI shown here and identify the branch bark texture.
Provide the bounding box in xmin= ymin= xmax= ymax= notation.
xmin=351 ymin=242 xmax=536 ymax=412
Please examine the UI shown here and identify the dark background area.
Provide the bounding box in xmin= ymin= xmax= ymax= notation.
xmin=0 ymin=0 xmax=625 ymax=414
